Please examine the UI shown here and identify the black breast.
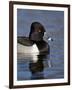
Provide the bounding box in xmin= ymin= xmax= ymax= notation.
xmin=35 ymin=40 xmax=50 ymax=54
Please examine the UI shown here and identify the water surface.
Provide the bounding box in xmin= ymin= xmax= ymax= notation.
xmin=17 ymin=9 xmax=64 ymax=80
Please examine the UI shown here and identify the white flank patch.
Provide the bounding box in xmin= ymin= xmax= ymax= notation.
xmin=17 ymin=43 xmax=39 ymax=63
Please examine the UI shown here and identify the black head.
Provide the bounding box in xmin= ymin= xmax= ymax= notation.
xmin=29 ymin=22 xmax=45 ymax=41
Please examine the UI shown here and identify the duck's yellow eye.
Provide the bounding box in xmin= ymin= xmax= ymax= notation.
xmin=38 ymin=30 xmax=41 ymax=32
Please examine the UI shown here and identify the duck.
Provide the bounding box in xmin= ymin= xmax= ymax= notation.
xmin=17 ymin=22 xmax=52 ymax=63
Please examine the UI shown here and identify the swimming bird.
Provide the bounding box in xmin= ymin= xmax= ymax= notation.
xmin=17 ymin=22 xmax=51 ymax=63
xmin=17 ymin=22 xmax=53 ymax=79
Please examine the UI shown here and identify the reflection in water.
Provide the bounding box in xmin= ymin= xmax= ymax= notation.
xmin=29 ymin=53 xmax=51 ymax=79
xmin=17 ymin=50 xmax=52 ymax=80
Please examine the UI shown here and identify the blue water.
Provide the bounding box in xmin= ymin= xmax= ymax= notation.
xmin=17 ymin=9 xmax=64 ymax=80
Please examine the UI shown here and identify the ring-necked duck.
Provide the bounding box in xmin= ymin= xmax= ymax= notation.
xmin=17 ymin=22 xmax=52 ymax=63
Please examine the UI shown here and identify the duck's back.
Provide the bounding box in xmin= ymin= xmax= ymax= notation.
xmin=17 ymin=37 xmax=39 ymax=54
xmin=18 ymin=37 xmax=33 ymax=46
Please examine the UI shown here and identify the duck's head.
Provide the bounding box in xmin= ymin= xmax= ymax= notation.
xmin=29 ymin=22 xmax=45 ymax=42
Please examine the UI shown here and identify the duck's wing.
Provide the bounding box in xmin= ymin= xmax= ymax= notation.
xmin=17 ymin=36 xmax=33 ymax=46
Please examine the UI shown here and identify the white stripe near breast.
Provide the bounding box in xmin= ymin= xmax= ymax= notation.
xmin=17 ymin=43 xmax=39 ymax=54
xmin=17 ymin=43 xmax=39 ymax=63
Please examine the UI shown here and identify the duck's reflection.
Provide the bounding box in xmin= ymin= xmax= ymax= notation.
xmin=29 ymin=50 xmax=51 ymax=80
xmin=17 ymin=52 xmax=52 ymax=80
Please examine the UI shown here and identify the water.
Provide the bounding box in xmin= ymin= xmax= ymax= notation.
xmin=17 ymin=36 xmax=64 ymax=80
xmin=17 ymin=9 xmax=64 ymax=80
